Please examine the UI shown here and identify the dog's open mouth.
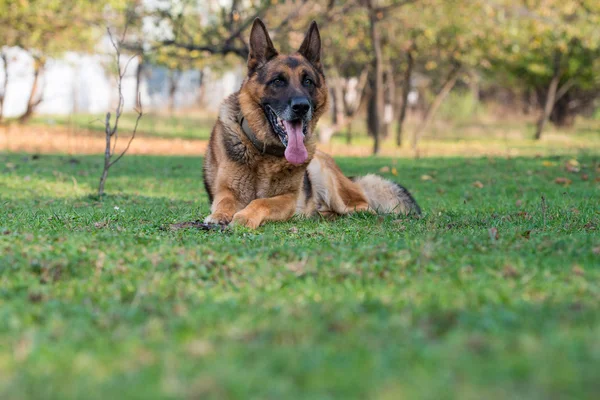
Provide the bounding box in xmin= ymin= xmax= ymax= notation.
xmin=265 ymin=106 xmax=309 ymax=166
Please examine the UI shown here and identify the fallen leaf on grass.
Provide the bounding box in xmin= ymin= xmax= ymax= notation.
xmin=502 ymin=265 xmax=519 ymax=278
xmin=554 ymin=177 xmax=572 ymax=185
xmin=581 ymin=174 xmax=589 ymax=181
xmin=94 ymin=222 xmax=108 ymax=229
xmin=286 ymin=260 xmax=308 ymax=276
xmin=565 ymin=159 xmax=580 ymax=173
xmin=379 ymin=166 xmax=390 ymax=173
xmin=488 ymin=227 xmax=498 ymax=241
xmin=542 ymin=160 xmax=556 ymax=167
xmin=473 ymin=181 xmax=484 ymax=188
xmin=572 ymin=265 xmax=585 ymax=276
xmin=391 ymin=167 xmax=398 ymax=176
xmin=421 ymin=174 xmax=433 ymax=181
xmin=515 ymin=200 xmax=523 ymax=207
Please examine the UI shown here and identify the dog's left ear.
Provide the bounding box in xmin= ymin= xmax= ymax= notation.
xmin=298 ymin=21 xmax=322 ymax=71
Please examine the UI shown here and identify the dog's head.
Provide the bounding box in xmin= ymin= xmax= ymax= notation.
xmin=239 ymin=19 xmax=328 ymax=166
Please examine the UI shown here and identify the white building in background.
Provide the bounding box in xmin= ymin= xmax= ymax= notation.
xmin=0 ymin=46 xmax=244 ymax=118
xmin=0 ymin=1 xmax=252 ymax=118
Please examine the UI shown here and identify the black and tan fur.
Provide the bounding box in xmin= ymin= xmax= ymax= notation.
xmin=203 ymin=19 xmax=420 ymax=229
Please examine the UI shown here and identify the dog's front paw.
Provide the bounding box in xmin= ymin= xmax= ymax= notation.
xmin=204 ymin=212 xmax=232 ymax=225
xmin=231 ymin=211 xmax=262 ymax=229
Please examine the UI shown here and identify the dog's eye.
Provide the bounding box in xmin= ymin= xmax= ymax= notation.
xmin=303 ymin=78 xmax=314 ymax=87
xmin=271 ymin=78 xmax=286 ymax=87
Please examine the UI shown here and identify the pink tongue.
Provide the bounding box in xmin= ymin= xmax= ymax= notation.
xmin=282 ymin=120 xmax=308 ymax=165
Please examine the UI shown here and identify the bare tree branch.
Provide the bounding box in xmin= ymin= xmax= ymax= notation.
xmin=98 ymin=26 xmax=143 ymax=197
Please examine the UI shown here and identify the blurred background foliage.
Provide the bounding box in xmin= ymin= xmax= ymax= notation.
xmin=0 ymin=0 xmax=599 ymax=153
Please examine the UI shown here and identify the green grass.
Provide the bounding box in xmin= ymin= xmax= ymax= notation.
xmin=30 ymin=113 xmax=214 ymax=140
xmin=0 ymin=151 xmax=599 ymax=399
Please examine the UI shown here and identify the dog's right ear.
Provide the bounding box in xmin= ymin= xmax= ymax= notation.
xmin=248 ymin=18 xmax=278 ymax=72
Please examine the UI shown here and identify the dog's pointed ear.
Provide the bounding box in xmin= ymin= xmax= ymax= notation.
xmin=248 ymin=18 xmax=278 ymax=72
xmin=298 ymin=21 xmax=322 ymax=71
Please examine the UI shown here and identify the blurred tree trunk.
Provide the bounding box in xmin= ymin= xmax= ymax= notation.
xmin=196 ymin=70 xmax=205 ymax=108
xmin=346 ymin=120 xmax=353 ymax=145
xmin=382 ymin=65 xmax=394 ymax=139
xmin=412 ymin=63 xmax=461 ymax=150
xmin=523 ymin=88 xmax=536 ymax=115
xmin=330 ymin=77 xmax=345 ymax=126
xmin=550 ymin=93 xmax=576 ymax=128
xmin=19 ymin=56 xmax=45 ymax=124
xmin=318 ymin=69 xmax=367 ymax=144
xmin=468 ymin=69 xmax=479 ymax=113
xmin=396 ymin=47 xmax=414 ymax=147
xmin=168 ymin=69 xmax=180 ymax=115
xmin=135 ymin=55 xmax=144 ymax=106
xmin=366 ymin=0 xmax=383 ymax=155
xmin=535 ymin=54 xmax=562 ymax=140
xmin=0 ymin=51 xmax=8 ymax=123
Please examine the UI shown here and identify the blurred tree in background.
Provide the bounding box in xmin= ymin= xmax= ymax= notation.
xmin=482 ymin=0 xmax=600 ymax=139
xmin=0 ymin=0 xmax=132 ymax=122
xmin=1 ymin=0 xmax=599 ymax=151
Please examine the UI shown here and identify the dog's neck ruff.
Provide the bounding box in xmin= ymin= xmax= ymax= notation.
xmin=238 ymin=115 xmax=286 ymax=157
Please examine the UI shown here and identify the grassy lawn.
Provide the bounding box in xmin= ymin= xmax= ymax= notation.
xmin=0 ymin=151 xmax=599 ymax=399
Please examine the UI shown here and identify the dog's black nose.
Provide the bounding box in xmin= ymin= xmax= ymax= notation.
xmin=290 ymin=97 xmax=311 ymax=116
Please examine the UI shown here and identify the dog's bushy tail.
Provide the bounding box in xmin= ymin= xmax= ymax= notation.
xmin=352 ymin=174 xmax=421 ymax=216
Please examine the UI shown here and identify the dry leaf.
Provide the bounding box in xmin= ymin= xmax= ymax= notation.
xmin=515 ymin=200 xmax=523 ymax=207
xmin=517 ymin=211 xmax=531 ymax=219
xmin=554 ymin=177 xmax=572 ymax=185
xmin=542 ymin=160 xmax=555 ymax=167
xmin=502 ymin=265 xmax=518 ymax=278
xmin=286 ymin=261 xmax=307 ymax=276
xmin=379 ymin=166 xmax=390 ymax=173
xmin=565 ymin=159 xmax=580 ymax=173
xmin=473 ymin=181 xmax=484 ymax=188
xmin=391 ymin=167 xmax=398 ymax=176
xmin=421 ymin=174 xmax=433 ymax=181
xmin=488 ymin=227 xmax=498 ymax=240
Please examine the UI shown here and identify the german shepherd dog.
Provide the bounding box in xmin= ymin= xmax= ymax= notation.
xmin=203 ymin=19 xmax=420 ymax=229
